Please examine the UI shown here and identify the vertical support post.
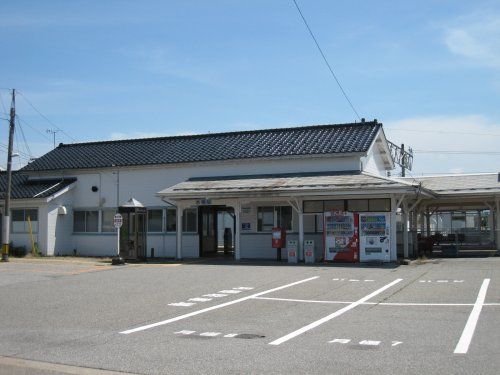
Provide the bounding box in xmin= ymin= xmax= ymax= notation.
xmin=426 ymin=207 xmax=431 ymax=237
xmin=488 ymin=207 xmax=494 ymax=244
xmin=496 ymin=198 xmax=500 ymax=252
xmin=234 ymin=200 xmax=241 ymax=260
xmin=390 ymin=195 xmax=398 ymax=261
xmin=2 ymin=89 xmax=15 ymax=262
xmin=298 ymin=211 xmax=304 ymax=262
xmin=403 ymin=200 xmax=409 ymax=259
xmin=176 ymin=204 xmax=183 ymax=260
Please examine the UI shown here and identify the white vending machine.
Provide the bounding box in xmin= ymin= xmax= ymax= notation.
xmin=359 ymin=213 xmax=391 ymax=262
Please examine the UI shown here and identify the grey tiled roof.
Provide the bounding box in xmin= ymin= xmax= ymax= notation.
xmin=21 ymin=122 xmax=381 ymax=172
xmin=0 ymin=173 xmax=76 ymax=200
xmin=400 ymin=174 xmax=500 ymax=196
xmin=158 ymin=170 xmax=417 ymax=198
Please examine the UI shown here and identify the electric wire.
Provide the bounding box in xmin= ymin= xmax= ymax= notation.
xmin=291 ymin=0 xmax=361 ymax=120
xmin=15 ymin=115 xmax=53 ymax=142
xmin=16 ymin=117 xmax=33 ymax=158
xmin=16 ymin=90 xmax=77 ymax=142
xmin=386 ymin=128 xmax=500 ymax=137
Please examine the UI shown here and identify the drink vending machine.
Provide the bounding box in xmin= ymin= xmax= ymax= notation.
xmin=358 ymin=213 xmax=391 ymax=262
xmin=324 ymin=211 xmax=359 ymax=262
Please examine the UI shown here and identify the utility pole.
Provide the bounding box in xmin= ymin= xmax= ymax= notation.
xmin=2 ymin=89 xmax=16 ymax=262
xmin=401 ymin=143 xmax=405 ymax=177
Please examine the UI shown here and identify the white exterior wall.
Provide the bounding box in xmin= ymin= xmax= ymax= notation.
xmin=29 ymin=155 xmax=360 ymax=257
xmin=361 ymin=143 xmax=389 ymax=176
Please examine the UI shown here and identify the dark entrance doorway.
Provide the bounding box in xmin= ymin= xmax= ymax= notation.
xmin=198 ymin=206 xmax=235 ymax=257
xmin=119 ymin=198 xmax=147 ymax=260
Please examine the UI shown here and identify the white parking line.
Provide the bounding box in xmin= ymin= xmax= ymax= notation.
xmin=189 ymin=298 xmax=212 ymax=302
xmin=359 ymin=340 xmax=380 ymax=346
xmin=329 ymin=339 xmax=350 ymax=344
xmin=253 ymin=296 xmax=480 ymax=307
xmin=219 ymin=290 xmax=242 ymax=294
xmin=169 ymin=302 xmax=195 ymax=307
xmin=120 ymin=276 xmax=319 ymax=334
xmin=268 ymin=279 xmax=403 ymax=346
xmin=203 ymin=294 xmax=227 ymax=298
xmin=454 ymin=278 xmax=490 ymax=354
xmin=200 ymin=332 xmax=221 ymax=337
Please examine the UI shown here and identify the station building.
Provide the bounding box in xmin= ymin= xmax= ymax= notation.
xmin=0 ymin=120 xmax=499 ymax=261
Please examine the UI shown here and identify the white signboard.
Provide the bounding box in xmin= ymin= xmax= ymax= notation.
xmin=114 ymin=213 xmax=123 ymax=229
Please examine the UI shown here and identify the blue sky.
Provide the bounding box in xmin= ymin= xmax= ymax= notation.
xmin=0 ymin=0 xmax=499 ymax=175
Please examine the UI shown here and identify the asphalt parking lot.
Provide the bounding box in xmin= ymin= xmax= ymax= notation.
xmin=0 ymin=257 xmax=498 ymax=374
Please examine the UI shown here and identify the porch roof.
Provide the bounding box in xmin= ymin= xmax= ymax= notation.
xmin=399 ymin=173 xmax=500 ymax=197
xmin=157 ymin=170 xmax=419 ymax=200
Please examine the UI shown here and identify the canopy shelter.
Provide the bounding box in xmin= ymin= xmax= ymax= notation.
xmin=399 ymin=173 xmax=500 ymax=257
xmin=158 ymin=171 xmax=422 ymax=260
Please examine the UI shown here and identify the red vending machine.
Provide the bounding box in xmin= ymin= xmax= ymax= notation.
xmin=324 ymin=211 xmax=359 ymax=262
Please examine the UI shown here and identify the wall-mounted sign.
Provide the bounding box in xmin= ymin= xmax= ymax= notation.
xmin=196 ymin=198 xmax=212 ymax=205
xmin=241 ymin=223 xmax=251 ymax=231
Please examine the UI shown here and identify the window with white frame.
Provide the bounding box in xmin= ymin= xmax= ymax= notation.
xmin=73 ymin=210 xmax=98 ymax=232
xmin=11 ymin=208 xmax=38 ymax=233
xmin=182 ymin=208 xmax=197 ymax=232
xmin=166 ymin=208 xmax=176 ymax=232
xmin=101 ymin=210 xmax=116 ymax=232
xmin=148 ymin=209 xmax=163 ymax=232
xmin=257 ymin=206 xmax=293 ymax=232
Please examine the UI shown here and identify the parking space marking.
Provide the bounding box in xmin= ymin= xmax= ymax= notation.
xmin=168 ymin=302 xmax=195 ymax=307
xmin=359 ymin=340 xmax=381 ymax=346
xmin=219 ymin=290 xmax=242 ymax=294
xmin=253 ymin=296 xmax=500 ymax=308
xmin=419 ymin=280 xmax=464 ymax=283
xmin=329 ymin=339 xmax=351 ymax=344
xmin=224 ymin=333 xmax=239 ymax=338
xmin=203 ymin=294 xmax=227 ymax=298
xmin=454 ymin=278 xmax=490 ymax=354
xmin=200 ymin=332 xmax=221 ymax=337
xmin=189 ymin=298 xmax=212 ymax=302
xmin=175 ymin=330 xmax=196 ymax=335
xmin=268 ymin=278 xmax=403 ymax=346
xmin=120 ymin=276 xmax=319 ymax=334
xmin=392 ymin=341 xmax=403 ymax=347
xmin=333 ymin=278 xmax=375 ymax=282
xmin=234 ymin=287 xmax=254 ymax=290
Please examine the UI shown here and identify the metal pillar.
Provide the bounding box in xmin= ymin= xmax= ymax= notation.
xmin=403 ymin=201 xmax=409 ymax=258
xmin=390 ymin=195 xmax=398 ymax=261
xmin=234 ymin=200 xmax=241 ymax=260
xmin=298 ymin=211 xmax=304 ymax=262
xmin=496 ymin=198 xmax=500 ymax=251
xmin=176 ymin=204 xmax=183 ymax=260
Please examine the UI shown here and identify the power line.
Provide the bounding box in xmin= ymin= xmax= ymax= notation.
xmin=291 ymin=0 xmax=361 ymax=120
xmin=16 ymin=91 xmax=77 ymax=142
xmin=16 ymin=117 xmax=33 ymax=158
xmin=413 ymin=149 xmax=500 ymax=155
xmin=15 ymin=115 xmax=53 ymax=142
xmin=386 ymin=128 xmax=500 ymax=137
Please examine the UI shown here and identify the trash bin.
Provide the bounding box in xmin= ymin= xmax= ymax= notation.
xmin=287 ymin=240 xmax=298 ymax=263
xmin=304 ymin=240 xmax=315 ymax=263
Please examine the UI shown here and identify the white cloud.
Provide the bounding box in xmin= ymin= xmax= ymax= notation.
xmin=384 ymin=115 xmax=500 ymax=175
xmin=443 ymin=13 xmax=500 ymax=68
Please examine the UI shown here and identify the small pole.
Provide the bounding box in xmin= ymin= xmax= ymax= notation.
xmin=401 ymin=143 xmax=405 ymax=177
xmin=2 ymin=89 xmax=16 ymax=262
